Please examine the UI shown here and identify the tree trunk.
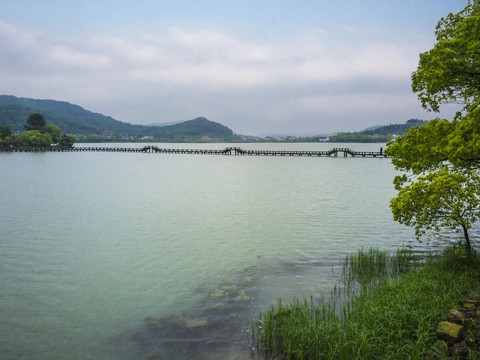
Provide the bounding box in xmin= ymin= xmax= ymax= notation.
xmin=462 ymin=224 xmax=471 ymax=252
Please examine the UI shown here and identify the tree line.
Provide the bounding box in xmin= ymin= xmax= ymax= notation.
xmin=328 ymin=133 xmax=393 ymax=142
xmin=328 ymin=119 xmax=429 ymax=143
xmin=0 ymin=113 xmax=75 ymax=147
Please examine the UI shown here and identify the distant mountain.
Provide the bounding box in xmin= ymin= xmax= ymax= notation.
xmin=328 ymin=119 xmax=428 ymax=142
xmin=360 ymin=125 xmax=383 ymax=132
xmin=360 ymin=119 xmax=428 ymax=136
xmin=150 ymin=117 xmax=234 ymax=140
xmin=0 ymin=95 xmax=235 ymax=141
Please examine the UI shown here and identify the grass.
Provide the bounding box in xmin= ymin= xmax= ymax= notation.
xmin=250 ymin=245 xmax=480 ymax=359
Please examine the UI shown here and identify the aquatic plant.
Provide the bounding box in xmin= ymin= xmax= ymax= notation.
xmin=210 ymin=288 xmax=229 ymax=297
xmin=236 ymin=290 xmax=253 ymax=300
xmin=250 ymin=246 xmax=480 ymax=359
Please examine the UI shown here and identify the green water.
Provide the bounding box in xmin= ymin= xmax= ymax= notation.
xmin=0 ymin=143 xmax=418 ymax=359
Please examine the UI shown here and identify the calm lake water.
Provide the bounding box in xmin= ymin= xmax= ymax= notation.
xmin=1 ymin=142 xmax=432 ymax=359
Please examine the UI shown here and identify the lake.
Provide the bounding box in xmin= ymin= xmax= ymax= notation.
xmin=1 ymin=142 xmax=428 ymax=359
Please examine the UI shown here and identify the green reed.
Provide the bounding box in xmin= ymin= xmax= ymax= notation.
xmin=250 ymin=246 xmax=480 ymax=360
xmin=342 ymin=247 xmax=415 ymax=293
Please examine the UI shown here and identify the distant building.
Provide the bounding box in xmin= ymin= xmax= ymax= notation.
xmin=99 ymin=131 xmax=112 ymax=138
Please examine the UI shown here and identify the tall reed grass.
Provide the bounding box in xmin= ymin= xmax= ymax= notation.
xmin=250 ymin=246 xmax=480 ymax=359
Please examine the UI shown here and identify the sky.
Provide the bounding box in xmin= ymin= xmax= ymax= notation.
xmin=0 ymin=0 xmax=469 ymax=136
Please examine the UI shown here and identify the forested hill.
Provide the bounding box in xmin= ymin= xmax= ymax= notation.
xmin=0 ymin=95 xmax=235 ymax=141
xmin=328 ymin=119 xmax=428 ymax=142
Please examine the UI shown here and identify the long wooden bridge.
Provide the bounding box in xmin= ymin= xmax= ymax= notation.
xmin=1 ymin=145 xmax=388 ymax=157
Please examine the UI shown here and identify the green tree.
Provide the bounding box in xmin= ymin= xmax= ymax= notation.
xmin=24 ymin=113 xmax=46 ymax=131
xmin=386 ymin=2 xmax=480 ymax=250
xmin=411 ymin=0 xmax=480 ymax=114
xmin=446 ymin=103 xmax=480 ymax=170
xmin=387 ymin=112 xmax=480 ymax=250
xmin=0 ymin=125 xmax=12 ymax=143
xmin=16 ymin=130 xmax=52 ymax=146
xmin=390 ymin=167 xmax=479 ymax=250
xmin=43 ymin=123 xmax=62 ymax=143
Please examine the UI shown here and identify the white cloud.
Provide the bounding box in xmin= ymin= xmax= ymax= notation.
xmin=0 ymin=21 xmax=431 ymax=134
xmin=48 ymin=45 xmax=110 ymax=69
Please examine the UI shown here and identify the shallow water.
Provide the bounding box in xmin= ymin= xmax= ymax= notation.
xmin=0 ymin=143 xmax=431 ymax=359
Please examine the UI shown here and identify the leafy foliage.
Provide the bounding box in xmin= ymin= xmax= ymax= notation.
xmin=387 ymin=119 xmax=454 ymax=174
xmin=390 ymin=168 xmax=480 ymax=244
xmin=387 ymin=1 xmax=480 ymax=250
xmin=386 ymin=112 xmax=480 ymax=249
xmin=0 ymin=125 xmax=11 ymax=141
xmin=42 ymin=123 xmax=63 ymax=143
xmin=24 ymin=113 xmax=46 ymax=131
xmin=446 ymin=103 xmax=480 ymax=170
xmin=15 ymin=130 xmax=53 ymax=146
xmin=411 ymin=0 xmax=480 ymax=113
xmin=0 ymin=109 xmax=74 ymax=147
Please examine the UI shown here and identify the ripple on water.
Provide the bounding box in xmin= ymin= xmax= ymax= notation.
xmin=107 ymin=258 xmax=345 ymax=360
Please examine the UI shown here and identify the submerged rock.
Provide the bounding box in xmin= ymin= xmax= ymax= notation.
xmin=185 ymin=318 xmax=208 ymax=328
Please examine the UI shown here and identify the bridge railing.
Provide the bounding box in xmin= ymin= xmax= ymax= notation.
xmin=0 ymin=145 xmax=389 ymax=157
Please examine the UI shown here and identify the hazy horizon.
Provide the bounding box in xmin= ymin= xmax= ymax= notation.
xmin=0 ymin=1 xmax=467 ymax=136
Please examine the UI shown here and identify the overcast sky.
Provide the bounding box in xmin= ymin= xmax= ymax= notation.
xmin=0 ymin=0 xmax=468 ymax=135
